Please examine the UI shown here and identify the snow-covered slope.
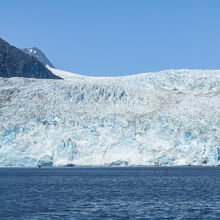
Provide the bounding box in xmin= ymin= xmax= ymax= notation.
xmin=0 ymin=68 xmax=220 ymax=167
xmin=21 ymin=47 xmax=55 ymax=68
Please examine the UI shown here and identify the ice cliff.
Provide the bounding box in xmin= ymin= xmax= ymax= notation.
xmin=0 ymin=68 xmax=220 ymax=166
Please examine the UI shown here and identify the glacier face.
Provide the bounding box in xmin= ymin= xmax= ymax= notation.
xmin=0 ymin=68 xmax=220 ymax=167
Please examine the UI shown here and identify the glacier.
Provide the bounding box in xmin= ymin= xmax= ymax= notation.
xmin=0 ymin=68 xmax=220 ymax=167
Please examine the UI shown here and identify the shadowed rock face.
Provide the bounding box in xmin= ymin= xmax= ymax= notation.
xmin=0 ymin=37 xmax=61 ymax=79
xmin=21 ymin=47 xmax=55 ymax=68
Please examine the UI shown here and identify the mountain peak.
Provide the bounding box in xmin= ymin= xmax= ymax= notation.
xmin=0 ymin=37 xmax=61 ymax=79
xmin=21 ymin=47 xmax=55 ymax=68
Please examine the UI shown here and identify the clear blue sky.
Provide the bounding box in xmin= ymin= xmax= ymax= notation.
xmin=1 ymin=0 xmax=220 ymax=76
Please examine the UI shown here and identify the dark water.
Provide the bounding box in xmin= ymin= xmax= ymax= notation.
xmin=0 ymin=167 xmax=220 ymax=219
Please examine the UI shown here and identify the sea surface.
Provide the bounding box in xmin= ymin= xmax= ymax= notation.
xmin=0 ymin=167 xmax=220 ymax=219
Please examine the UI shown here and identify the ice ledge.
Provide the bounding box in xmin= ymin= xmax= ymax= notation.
xmin=0 ymin=68 xmax=220 ymax=167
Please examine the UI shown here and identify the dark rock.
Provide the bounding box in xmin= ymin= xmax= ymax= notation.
xmin=65 ymin=163 xmax=75 ymax=167
xmin=0 ymin=37 xmax=62 ymax=79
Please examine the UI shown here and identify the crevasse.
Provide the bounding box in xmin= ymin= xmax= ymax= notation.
xmin=0 ymin=68 xmax=219 ymax=167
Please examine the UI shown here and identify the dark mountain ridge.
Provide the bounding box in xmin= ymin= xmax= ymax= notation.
xmin=0 ymin=37 xmax=61 ymax=79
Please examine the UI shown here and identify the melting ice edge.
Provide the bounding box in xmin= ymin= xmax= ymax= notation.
xmin=0 ymin=68 xmax=220 ymax=167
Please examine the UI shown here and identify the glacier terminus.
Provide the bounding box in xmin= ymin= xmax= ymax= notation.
xmin=0 ymin=68 xmax=220 ymax=167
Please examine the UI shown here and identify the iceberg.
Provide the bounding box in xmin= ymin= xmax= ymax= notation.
xmin=0 ymin=68 xmax=219 ymax=166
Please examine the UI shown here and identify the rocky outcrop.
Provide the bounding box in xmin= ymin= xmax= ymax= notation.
xmin=21 ymin=47 xmax=55 ymax=68
xmin=0 ymin=37 xmax=61 ymax=79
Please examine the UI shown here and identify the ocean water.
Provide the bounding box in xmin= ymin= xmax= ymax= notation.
xmin=0 ymin=167 xmax=220 ymax=219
